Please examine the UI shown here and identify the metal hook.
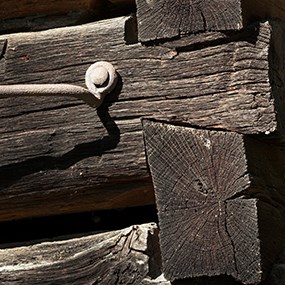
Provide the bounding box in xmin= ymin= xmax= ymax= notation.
xmin=0 ymin=61 xmax=118 ymax=108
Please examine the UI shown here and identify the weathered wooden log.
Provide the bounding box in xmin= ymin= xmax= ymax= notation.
xmin=0 ymin=0 xmax=133 ymax=20
xmin=142 ymin=119 xmax=285 ymax=284
xmin=0 ymin=0 xmax=135 ymax=34
xmin=0 ymin=17 xmax=285 ymax=221
xmin=0 ymin=223 xmax=170 ymax=285
xmin=136 ymin=0 xmax=242 ymax=41
xmin=135 ymin=0 xmax=285 ymax=41
xmin=0 ymin=13 xmax=92 ymax=35
xmin=0 ymin=0 xmax=93 ymax=20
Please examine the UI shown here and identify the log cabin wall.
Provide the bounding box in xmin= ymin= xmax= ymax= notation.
xmin=1 ymin=0 xmax=285 ymax=284
xmin=0 ymin=0 xmax=136 ymax=34
xmin=0 ymin=2 xmax=164 ymax=284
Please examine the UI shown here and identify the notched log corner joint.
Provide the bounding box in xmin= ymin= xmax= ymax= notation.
xmin=0 ymin=16 xmax=285 ymax=221
xmin=142 ymin=119 xmax=285 ymax=284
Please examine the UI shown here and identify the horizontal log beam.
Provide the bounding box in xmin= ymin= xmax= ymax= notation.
xmin=0 ymin=0 xmax=93 ymax=20
xmin=142 ymin=119 xmax=285 ymax=284
xmin=136 ymin=0 xmax=285 ymax=41
xmin=0 ymin=0 xmax=135 ymax=34
xmin=0 ymin=223 xmax=168 ymax=284
xmin=0 ymin=0 xmax=134 ymax=20
xmin=0 ymin=17 xmax=284 ymax=221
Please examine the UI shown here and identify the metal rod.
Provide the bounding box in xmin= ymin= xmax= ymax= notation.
xmin=0 ymin=61 xmax=117 ymax=108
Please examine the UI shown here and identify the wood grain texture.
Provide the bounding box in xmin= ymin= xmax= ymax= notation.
xmin=142 ymin=119 xmax=285 ymax=284
xmin=0 ymin=17 xmax=284 ymax=221
xmin=136 ymin=0 xmax=242 ymax=41
xmin=0 ymin=0 xmax=98 ymax=20
xmin=135 ymin=0 xmax=285 ymax=42
xmin=0 ymin=0 xmax=136 ymax=34
xmin=0 ymin=223 xmax=170 ymax=285
xmin=0 ymin=12 xmax=93 ymax=35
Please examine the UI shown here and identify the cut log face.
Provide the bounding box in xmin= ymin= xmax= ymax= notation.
xmin=0 ymin=17 xmax=285 ymax=221
xmin=136 ymin=0 xmax=243 ymax=41
xmin=142 ymin=119 xmax=285 ymax=284
xmin=0 ymin=223 xmax=169 ymax=285
xmin=135 ymin=0 xmax=285 ymax=42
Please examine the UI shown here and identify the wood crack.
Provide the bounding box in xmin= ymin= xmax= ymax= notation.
xmin=224 ymin=201 xmax=239 ymax=277
xmin=143 ymin=120 xmax=283 ymax=283
xmin=0 ymin=223 xmax=161 ymax=284
xmin=0 ymin=17 xmax=283 ymax=221
xmin=0 ymin=105 xmax=120 ymax=190
xmin=0 ymin=102 xmax=84 ymax=120
xmin=0 ymin=39 xmax=7 ymax=59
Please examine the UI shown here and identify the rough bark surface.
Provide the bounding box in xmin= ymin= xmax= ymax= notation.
xmin=0 ymin=223 xmax=170 ymax=285
xmin=142 ymin=119 xmax=285 ymax=284
xmin=0 ymin=17 xmax=284 ymax=221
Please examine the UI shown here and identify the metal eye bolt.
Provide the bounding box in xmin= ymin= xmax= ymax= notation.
xmin=0 ymin=61 xmax=118 ymax=108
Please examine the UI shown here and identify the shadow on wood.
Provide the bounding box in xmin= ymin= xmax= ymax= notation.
xmin=0 ymin=0 xmax=136 ymax=34
xmin=0 ymin=75 xmax=122 ymax=189
xmin=172 ymin=275 xmax=243 ymax=285
xmin=1 ymin=17 xmax=285 ymax=221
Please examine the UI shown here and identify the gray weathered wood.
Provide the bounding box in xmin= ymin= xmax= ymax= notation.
xmin=0 ymin=17 xmax=284 ymax=221
xmin=136 ymin=0 xmax=242 ymax=41
xmin=142 ymin=119 xmax=285 ymax=284
xmin=0 ymin=223 xmax=170 ymax=285
xmin=0 ymin=12 xmax=91 ymax=35
xmin=135 ymin=0 xmax=285 ymax=42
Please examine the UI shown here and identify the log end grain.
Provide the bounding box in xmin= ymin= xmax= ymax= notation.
xmin=142 ymin=119 xmax=285 ymax=284
xmin=136 ymin=0 xmax=243 ymax=42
